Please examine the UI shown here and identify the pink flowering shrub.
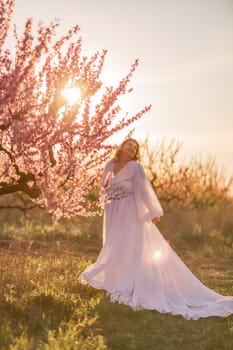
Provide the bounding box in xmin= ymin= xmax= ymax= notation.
xmin=0 ymin=0 xmax=151 ymax=219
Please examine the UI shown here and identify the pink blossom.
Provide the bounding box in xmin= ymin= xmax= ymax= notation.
xmin=0 ymin=0 xmax=151 ymax=219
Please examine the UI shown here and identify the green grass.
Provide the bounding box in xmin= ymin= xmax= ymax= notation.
xmin=0 ymin=235 xmax=233 ymax=350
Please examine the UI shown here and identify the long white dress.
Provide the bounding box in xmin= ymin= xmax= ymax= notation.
xmin=79 ymin=160 xmax=233 ymax=320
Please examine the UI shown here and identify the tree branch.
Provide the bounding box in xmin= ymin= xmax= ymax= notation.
xmin=0 ymin=182 xmax=41 ymax=198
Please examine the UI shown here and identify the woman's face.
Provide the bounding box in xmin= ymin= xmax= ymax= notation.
xmin=120 ymin=140 xmax=138 ymax=160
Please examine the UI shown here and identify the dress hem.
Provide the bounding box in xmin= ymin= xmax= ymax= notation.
xmin=78 ymin=273 xmax=232 ymax=321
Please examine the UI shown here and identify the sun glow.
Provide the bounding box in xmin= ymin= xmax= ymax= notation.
xmin=62 ymin=87 xmax=81 ymax=105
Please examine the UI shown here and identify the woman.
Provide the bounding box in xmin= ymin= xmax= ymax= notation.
xmin=79 ymin=138 xmax=233 ymax=320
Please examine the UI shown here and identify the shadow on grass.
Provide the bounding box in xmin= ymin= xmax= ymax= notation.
xmin=89 ymin=290 xmax=233 ymax=350
xmin=0 ymin=293 xmax=74 ymax=348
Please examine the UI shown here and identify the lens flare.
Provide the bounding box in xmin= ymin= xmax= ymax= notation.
xmin=153 ymin=250 xmax=163 ymax=260
xmin=149 ymin=243 xmax=170 ymax=266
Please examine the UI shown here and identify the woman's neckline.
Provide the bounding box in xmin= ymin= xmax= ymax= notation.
xmin=111 ymin=159 xmax=133 ymax=176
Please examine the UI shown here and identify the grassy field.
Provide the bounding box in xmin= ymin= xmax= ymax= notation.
xmin=0 ymin=221 xmax=233 ymax=350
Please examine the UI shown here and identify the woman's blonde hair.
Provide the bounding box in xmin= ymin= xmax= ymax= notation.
xmin=113 ymin=138 xmax=140 ymax=162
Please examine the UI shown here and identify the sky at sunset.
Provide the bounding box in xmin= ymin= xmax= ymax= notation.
xmin=12 ymin=0 xmax=233 ymax=173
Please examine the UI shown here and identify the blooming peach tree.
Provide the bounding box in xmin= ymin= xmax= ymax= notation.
xmin=0 ymin=0 xmax=151 ymax=218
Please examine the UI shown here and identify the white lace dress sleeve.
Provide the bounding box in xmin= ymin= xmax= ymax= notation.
xmin=133 ymin=162 xmax=164 ymax=221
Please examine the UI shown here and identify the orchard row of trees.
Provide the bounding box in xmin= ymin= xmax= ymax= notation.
xmin=141 ymin=138 xmax=232 ymax=211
